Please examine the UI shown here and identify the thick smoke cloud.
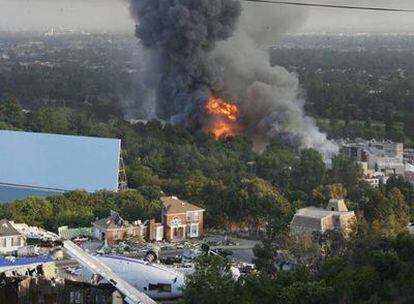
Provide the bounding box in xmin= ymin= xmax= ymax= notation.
xmin=130 ymin=0 xmax=338 ymax=159
xmin=212 ymin=3 xmax=338 ymax=157
xmin=130 ymin=0 xmax=242 ymax=129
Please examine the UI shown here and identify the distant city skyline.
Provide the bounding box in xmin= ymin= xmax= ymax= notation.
xmin=0 ymin=0 xmax=414 ymax=34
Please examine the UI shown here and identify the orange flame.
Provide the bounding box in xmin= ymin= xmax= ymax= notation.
xmin=205 ymin=97 xmax=239 ymax=121
xmin=207 ymin=120 xmax=241 ymax=139
xmin=205 ymin=96 xmax=242 ymax=139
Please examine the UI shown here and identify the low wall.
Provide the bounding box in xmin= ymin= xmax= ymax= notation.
xmin=58 ymin=226 xmax=93 ymax=240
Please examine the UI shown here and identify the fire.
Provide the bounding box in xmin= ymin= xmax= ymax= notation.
xmin=205 ymin=96 xmax=242 ymax=139
xmin=207 ymin=120 xmax=241 ymax=139
xmin=205 ymin=97 xmax=239 ymax=121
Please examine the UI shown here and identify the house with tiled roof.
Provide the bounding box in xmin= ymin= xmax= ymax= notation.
xmin=290 ymin=199 xmax=356 ymax=237
xmin=92 ymin=197 xmax=205 ymax=243
xmin=0 ymin=219 xmax=26 ymax=254
xmin=161 ymin=196 xmax=205 ymax=241
xmin=92 ymin=211 xmax=152 ymax=245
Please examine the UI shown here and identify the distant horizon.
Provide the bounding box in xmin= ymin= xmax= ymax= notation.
xmin=0 ymin=0 xmax=414 ymax=35
xmin=2 ymin=27 xmax=414 ymax=37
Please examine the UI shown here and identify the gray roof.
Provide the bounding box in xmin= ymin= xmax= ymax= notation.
xmin=294 ymin=206 xmax=354 ymax=218
xmin=93 ymin=217 xmax=114 ymax=229
xmin=290 ymin=215 xmax=323 ymax=231
xmin=290 ymin=206 xmax=355 ymax=232
xmin=93 ymin=211 xmax=130 ymax=230
xmin=0 ymin=219 xmax=22 ymax=237
xmin=294 ymin=207 xmax=335 ymax=219
xmin=0 ymin=131 xmax=121 ymax=203
xmin=161 ymin=196 xmax=204 ymax=214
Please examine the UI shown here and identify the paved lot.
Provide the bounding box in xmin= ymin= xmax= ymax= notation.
xmin=61 ymin=235 xmax=260 ymax=266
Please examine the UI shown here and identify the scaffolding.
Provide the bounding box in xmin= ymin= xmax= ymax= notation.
xmin=118 ymin=154 xmax=128 ymax=191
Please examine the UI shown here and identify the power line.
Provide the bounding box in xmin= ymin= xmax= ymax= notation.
xmin=243 ymin=0 xmax=414 ymax=12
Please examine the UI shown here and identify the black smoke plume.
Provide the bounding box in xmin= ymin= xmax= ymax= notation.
xmin=130 ymin=0 xmax=242 ymax=129
xmin=130 ymin=0 xmax=338 ymax=159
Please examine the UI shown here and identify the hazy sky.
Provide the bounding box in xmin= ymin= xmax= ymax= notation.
xmin=302 ymin=0 xmax=414 ymax=32
xmin=0 ymin=0 xmax=414 ymax=33
xmin=0 ymin=0 xmax=133 ymax=32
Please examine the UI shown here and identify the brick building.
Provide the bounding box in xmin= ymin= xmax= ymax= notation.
xmin=92 ymin=211 xmax=149 ymax=245
xmin=161 ymin=196 xmax=205 ymax=242
xmin=92 ymin=197 xmax=205 ymax=243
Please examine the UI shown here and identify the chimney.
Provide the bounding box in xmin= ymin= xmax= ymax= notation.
xmin=148 ymin=219 xmax=155 ymax=241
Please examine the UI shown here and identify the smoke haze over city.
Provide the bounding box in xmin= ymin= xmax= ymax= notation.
xmin=1 ymin=0 xmax=414 ymax=33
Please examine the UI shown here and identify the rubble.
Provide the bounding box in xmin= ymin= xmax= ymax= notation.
xmin=0 ymin=220 xmax=258 ymax=303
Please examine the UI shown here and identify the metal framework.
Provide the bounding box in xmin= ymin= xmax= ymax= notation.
xmin=118 ymin=154 xmax=128 ymax=191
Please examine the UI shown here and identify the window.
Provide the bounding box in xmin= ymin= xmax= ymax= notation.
xmin=189 ymin=224 xmax=199 ymax=237
xmin=1 ymin=238 xmax=6 ymax=247
xmin=171 ymin=217 xmax=181 ymax=225
xmin=141 ymin=227 xmax=148 ymax=238
xmin=186 ymin=211 xmax=199 ymax=222
xmin=12 ymin=237 xmax=21 ymax=247
xmin=148 ymin=283 xmax=172 ymax=293
xmin=113 ymin=230 xmax=120 ymax=240
xmin=69 ymin=291 xmax=81 ymax=304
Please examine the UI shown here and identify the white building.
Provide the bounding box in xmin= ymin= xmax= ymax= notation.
xmin=0 ymin=219 xmax=26 ymax=254
xmin=290 ymin=199 xmax=356 ymax=236
xmin=340 ymin=139 xmax=403 ymax=165
xmin=341 ymin=139 xmax=407 ymax=187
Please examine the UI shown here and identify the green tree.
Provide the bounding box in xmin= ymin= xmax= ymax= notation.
xmin=329 ymin=155 xmax=363 ymax=188
xmin=181 ymin=255 xmax=240 ymax=304
xmin=236 ymin=178 xmax=291 ymax=234
xmin=127 ymin=163 xmax=160 ymax=189
xmin=365 ymin=188 xmax=409 ymax=237
xmin=386 ymin=176 xmax=414 ymax=207
xmin=311 ymin=184 xmax=348 ymax=207
xmin=393 ymin=233 xmax=414 ymax=262
xmin=283 ymin=280 xmax=333 ymax=304
xmin=3 ymin=197 xmax=53 ymax=228
xmin=256 ymin=142 xmax=298 ymax=191
xmin=0 ymin=97 xmax=24 ymax=128
xmin=293 ymin=149 xmax=326 ymax=194
xmin=333 ymin=266 xmax=382 ymax=303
